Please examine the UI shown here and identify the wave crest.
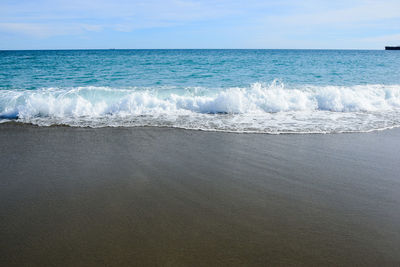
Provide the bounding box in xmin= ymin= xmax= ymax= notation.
xmin=1 ymin=82 xmax=400 ymax=133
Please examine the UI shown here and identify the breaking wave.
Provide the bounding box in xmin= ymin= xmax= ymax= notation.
xmin=1 ymin=82 xmax=400 ymax=133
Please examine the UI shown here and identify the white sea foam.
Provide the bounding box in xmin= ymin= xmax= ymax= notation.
xmin=1 ymin=82 xmax=400 ymax=133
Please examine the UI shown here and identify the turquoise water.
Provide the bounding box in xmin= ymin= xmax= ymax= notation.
xmin=1 ymin=49 xmax=400 ymax=133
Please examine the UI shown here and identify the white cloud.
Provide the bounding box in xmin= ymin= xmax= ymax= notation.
xmin=0 ymin=0 xmax=399 ymax=48
xmin=0 ymin=22 xmax=103 ymax=38
xmin=0 ymin=0 xmax=239 ymax=37
xmin=262 ymin=0 xmax=400 ymax=29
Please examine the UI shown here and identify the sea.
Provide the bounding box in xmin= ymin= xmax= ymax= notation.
xmin=1 ymin=49 xmax=400 ymax=133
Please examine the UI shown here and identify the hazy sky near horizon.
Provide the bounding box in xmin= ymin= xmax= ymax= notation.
xmin=1 ymin=0 xmax=400 ymax=49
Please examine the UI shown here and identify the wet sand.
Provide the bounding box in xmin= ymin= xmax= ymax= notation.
xmin=1 ymin=123 xmax=400 ymax=266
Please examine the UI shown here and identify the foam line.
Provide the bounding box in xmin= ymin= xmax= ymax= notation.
xmin=1 ymin=82 xmax=400 ymax=133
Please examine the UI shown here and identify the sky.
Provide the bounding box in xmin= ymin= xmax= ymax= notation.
xmin=0 ymin=0 xmax=399 ymax=49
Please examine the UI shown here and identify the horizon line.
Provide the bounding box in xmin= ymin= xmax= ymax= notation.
xmin=0 ymin=48 xmax=388 ymax=51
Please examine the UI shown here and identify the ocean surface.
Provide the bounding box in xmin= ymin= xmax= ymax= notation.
xmin=1 ymin=49 xmax=400 ymax=133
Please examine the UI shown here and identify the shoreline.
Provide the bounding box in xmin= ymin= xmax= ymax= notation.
xmin=1 ymin=121 xmax=400 ymax=135
xmin=1 ymin=124 xmax=400 ymax=266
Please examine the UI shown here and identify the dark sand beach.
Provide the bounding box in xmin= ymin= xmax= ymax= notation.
xmin=1 ymin=123 xmax=400 ymax=266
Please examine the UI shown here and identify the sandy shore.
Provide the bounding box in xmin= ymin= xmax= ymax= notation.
xmin=1 ymin=123 xmax=400 ymax=266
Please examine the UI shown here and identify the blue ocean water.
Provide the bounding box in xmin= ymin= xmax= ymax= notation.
xmin=1 ymin=49 xmax=400 ymax=133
